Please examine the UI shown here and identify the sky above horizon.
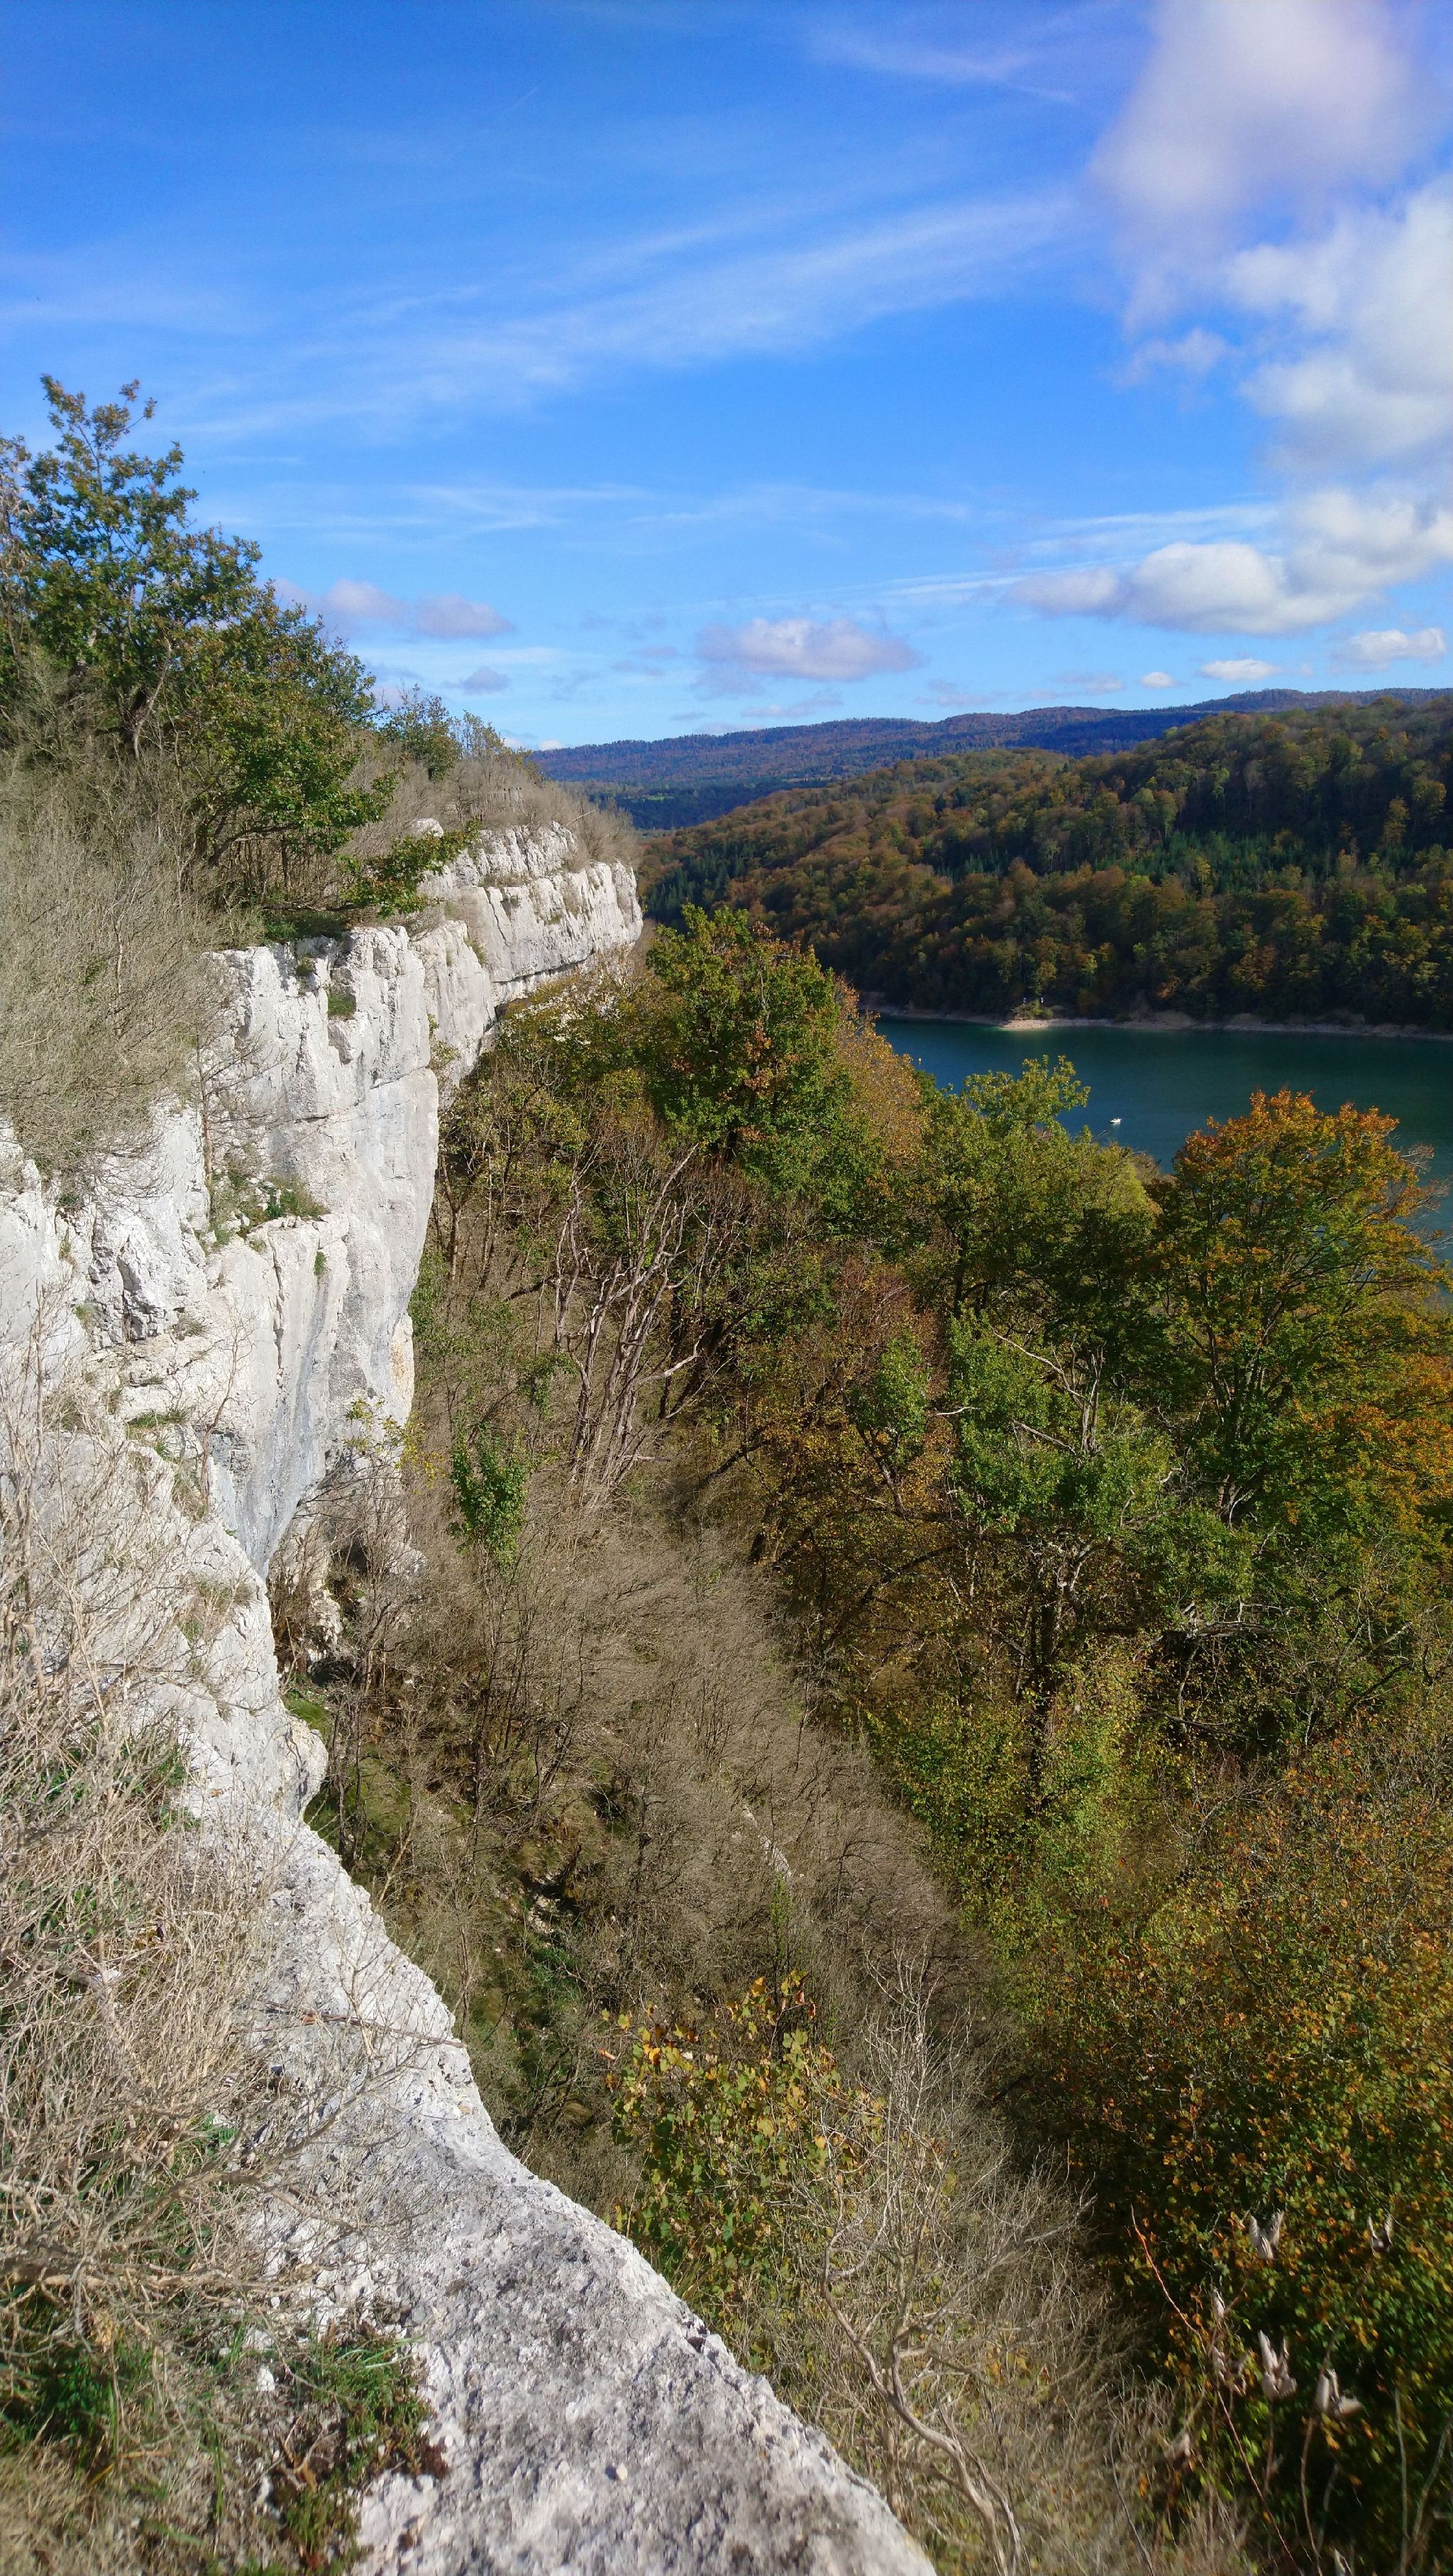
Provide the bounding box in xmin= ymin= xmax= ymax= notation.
xmin=2 ymin=0 xmax=1450 ymax=749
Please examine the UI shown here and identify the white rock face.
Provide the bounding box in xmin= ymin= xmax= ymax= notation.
xmin=0 ymin=824 xmax=929 ymax=2576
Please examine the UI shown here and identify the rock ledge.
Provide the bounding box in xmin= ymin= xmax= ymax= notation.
xmin=0 ymin=825 xmax=929 ymax=2575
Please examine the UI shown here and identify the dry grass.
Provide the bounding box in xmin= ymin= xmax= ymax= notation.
xmin=0 ymin=1333 xmax=265 ymax=2555
xmin=281 ymin=1452 xmax=952 ymax=2122
xmin=0 ymin=750 xmax=217 ymax=1172
xmin=347 ymin=742 xmax=638 ymax=883
xmin=0 ymin=1335 xmax=436 ymax=2570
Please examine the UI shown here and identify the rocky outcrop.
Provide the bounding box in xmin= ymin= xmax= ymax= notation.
xmin=0 ymin=826 xmax=929 ymax=2575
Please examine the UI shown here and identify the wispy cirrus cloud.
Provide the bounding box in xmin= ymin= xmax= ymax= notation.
xmin=806 ymin=22 xmax=1063 ymax=97
xmin=0 ymin=240 xmax=254 ymax=338
xmin=4 ymin=154 xmax=1072 ymax=456
xmin=169 ymin=178 xmax=1073 ymax=441
xmin=368 ymin=188 xmax=1071 ymax=417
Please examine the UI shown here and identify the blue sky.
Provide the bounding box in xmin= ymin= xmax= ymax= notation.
xmin=2 ymin=0 xmax=1449 ymax=747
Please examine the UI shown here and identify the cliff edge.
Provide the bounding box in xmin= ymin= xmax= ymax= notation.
xmin=0 ymin=824 xmax=929 ymax=2575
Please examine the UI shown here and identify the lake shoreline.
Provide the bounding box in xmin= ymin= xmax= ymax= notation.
xmin=871 ymin=998 xmax=1453 ymax=1223
xmin=866 ymin=1001 xmax=1453 ymax=1045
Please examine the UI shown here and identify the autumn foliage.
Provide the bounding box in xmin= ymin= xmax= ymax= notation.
xmin=375 ymin=906 xmax=1453 ymax=2569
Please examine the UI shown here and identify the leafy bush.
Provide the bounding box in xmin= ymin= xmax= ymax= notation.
xmin=1032 ymin=1740 xmax=1453 ymax=2570
xmin=610 ymin=1978 xmax=1231 ymax=2575
xmin=610 ymin=1978 xmax=859 ymax=2347
xmin=449 ymin=1422 xmax=527 ymax=1564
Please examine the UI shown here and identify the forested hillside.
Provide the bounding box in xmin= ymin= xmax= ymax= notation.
xmin=536 ymin=688 xmax=1447 ymax=832
xmin=646 ymin=698 xmax=1453 ymax=1026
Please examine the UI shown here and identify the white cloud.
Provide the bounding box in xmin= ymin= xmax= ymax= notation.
xmin=720 ymin=692 xmax=846 ymax=720
xmin=288 ymin=578 xmax=513 ymax=639
xmin=1014 ymin=489 xmax=1453 ymax=636
xmin=311 ymin=578 xmax=402 ymax=626
xmin=458 ymin=664 xmax=510 ymax=692
xmin=411 ymin=591 xmax=512 ymax=639
xmin=1080 ymin=4 xmax=1452 ymax=668
xmin=1122 ymin=326 xmax=1230 ymax=382
xmin=1095 ymin=0 xmax=1417 ymax=271
xmin=1139 ymin=671 xmax=1177 ymax=687
xmin=1230 ymin=181 xmax=1453 ymax=467
xmin=1056 ymin=670 xmax=1127 ymax=695
xmin=1200 ymin=656 xmax=1278 ymax=682
xmin=696 ymin=616 xmax=921 ymax=683
xmin=1332 ymin=624 xmax=1447 ymax=668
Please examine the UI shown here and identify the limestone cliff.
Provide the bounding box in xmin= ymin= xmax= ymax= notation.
xmin=0 ymin=824 xmax=929 ymax=2575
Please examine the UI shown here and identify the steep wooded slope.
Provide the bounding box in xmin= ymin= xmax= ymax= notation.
xmin=645 ymin=697 xmax=1453 ymax=1025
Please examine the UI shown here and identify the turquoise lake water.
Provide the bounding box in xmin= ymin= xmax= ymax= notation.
xmin=876 ymin=1017 xmax=1453 ymax=1236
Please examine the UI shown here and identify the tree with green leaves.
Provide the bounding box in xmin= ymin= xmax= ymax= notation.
xmin=0 ymin=377 xmax=389 ymax=891
xmin=913 ymin=1053 xmax=1154 ymax=1343
xmin=380 ymin=686 xmax=521 ymax=769
xmin=631 ymin=903 xmax=866 ymax=1202
xmin=180 ymin=593 xmax=385 ymax=890
xmin=374 ymin=687 xmax=463 ymax=781
xmin=1 ymin=377 xmax=260 ymax=755
xmin=1147 ymin=1091 xmax=1453 ymax=1746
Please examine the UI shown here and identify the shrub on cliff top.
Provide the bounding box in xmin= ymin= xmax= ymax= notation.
xmin=1 ymin=378 xmax=388 ymax=898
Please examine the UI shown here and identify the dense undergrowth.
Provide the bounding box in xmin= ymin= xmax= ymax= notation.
xmin=283 ymin=970 xmax=1234 ymax=2573
xmin=284 ymin=902 xmax=1453 ymax=2570
xmin=646 ymin=699 xmax=1453 ymax=1027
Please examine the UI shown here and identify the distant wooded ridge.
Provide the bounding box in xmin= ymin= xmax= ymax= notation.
xmin=641 ymin=693 xmax=1453 ymax=1031
xmin=534 ymin=686 xmax=1450 ymax=830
